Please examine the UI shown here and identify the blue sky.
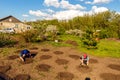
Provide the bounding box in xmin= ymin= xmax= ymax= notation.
xmin=0 ymin=0 xmax=120 ymax=21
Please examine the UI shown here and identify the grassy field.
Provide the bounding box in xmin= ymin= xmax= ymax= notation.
xmin=49 ymin=34 xmax=120 ymax=58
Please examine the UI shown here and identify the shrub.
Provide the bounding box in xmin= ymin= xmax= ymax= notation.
xmin=81 ymin=29 xmax=99 ymax=49
xmin=0 ymin=33 xmax=17 ymax=47
xmin=21 ymin=30 xmax=40 ymax=42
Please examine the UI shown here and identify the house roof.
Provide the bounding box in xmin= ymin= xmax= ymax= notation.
xmin=0 ymin=15 xmax=22 ymax=23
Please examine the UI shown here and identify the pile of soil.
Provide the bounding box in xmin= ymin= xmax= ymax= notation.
xmin=0 ymin=72 xmax=12 ymax=80
xmin=76 ymin=65 xmax=92 ymax=73
xmin=40 ymin=55 xmax=52 ymax=60
xmin=100 ymin=73 xmax=120 ymax=80
xmin=53 ymin=51 xmax=64 ymax=55
xmin=108 ymin=64 xmax=120 ymax=71
xmin=36 ymin=64 xmax=51 ymax=72
xmin=56 ymin=72 xmax=74 ymax=80
xmin=14 ymin=74 xmax=30 ymax=80
xmin=29 ymin=47 xmax=38 ymax=50
xmin=41 ymin=49 xmax=50 ymax=52
xmin=69 ymin=55 xmax=80 ymax=60
xmin=89 ymin=59 xmax=98 ymax=63
xmin=55 ymin=59 xmax=69 ymax=65
xmin=65 ymin=40 xmax=78 ymax=46
xmin=19 ymin=58 xmax=33 ymax=64
xmin=0 ymin=66 xmax=11 ymax=73
xmin=7 ymin=55 xmax=19 ymax=60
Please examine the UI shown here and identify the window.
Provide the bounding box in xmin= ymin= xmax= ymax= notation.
xmin=27 ymin=26 xmax=30 ymax=29
xmin=15 ymin=24 xmax=18 ymax=28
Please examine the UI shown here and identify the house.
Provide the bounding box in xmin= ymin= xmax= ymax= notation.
xmin=0 ymin=15 xmax=32 ymax=33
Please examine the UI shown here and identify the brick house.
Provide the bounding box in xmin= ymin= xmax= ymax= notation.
xmin=0 ymin=15 xmax=32 ymax=33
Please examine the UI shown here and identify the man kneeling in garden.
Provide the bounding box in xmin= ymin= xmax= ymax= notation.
xmin=19 ymin=49 xmax=31 ymax=62
xmin=80 ymin=54 xmax=89 ymax=66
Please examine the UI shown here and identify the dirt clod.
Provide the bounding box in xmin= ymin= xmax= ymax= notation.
xmin=56 ymin=59 xmax=69 ymax=65
xmin=36 ymin=64 xmax=51 ymax=72
xmin=0 ymin=66 xmax=11 ymax=73
xmin=108 ymin=64 xmax=120 ymax=71
xmin=14 ymin=74 xmax=30 ymax=80
xmin=56 ymin=72 xmax=74 ymax=80
xmin=53 ymin=51 xmax=64 ymax=55
xmin=100 ymin=73 xmax=120 ymax=80
xmin=40 ymin=55 xmax=52 ymax=60
xmin=69 ymin=55 xmax=80 ymax=60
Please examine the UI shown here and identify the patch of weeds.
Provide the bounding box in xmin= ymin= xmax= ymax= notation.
xmin=39 ymin=72 xmax=46 ymax=77
xmin=64 ymin=65 xmax=68 ymax=70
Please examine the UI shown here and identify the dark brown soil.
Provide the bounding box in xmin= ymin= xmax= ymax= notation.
xmin=19 ymin=58 xmax=33 ymax=64
xmin=0 ymin=66 xmax=11 ymax=73
xmin=7 ymin=55 xmax=19 ymax=60
xmin=69 ymin=55 xmax=80 ymax=60
xmin=53 ymin=51 xmax=64 ymax=55
xmin=30 ymin=51 xmax=38 ymax=58
xmin=65 ymin=40 xmax=78 ymax=46
xmin=100 ymin=73 xmax=120 ymax=80
xmin=76 ymin=65 xmax=92 ymax=73
xmin=0 ymin=72 xmax=12 ymax=80
xmin=89 ymin=59 xmax=98 ymax=63
xmin=108 ymin=64 xmax=120 ymax=71
xmin=41 ymin=49 xmax=50 ymax=52
xmin=40 ymin=55 xmax=52 ymax=60
xmin=14 ymin=74 xmax=30 ymax=80
xmin=56 ymin=72 xmax=74 ymax=80
xmin=29 ymin=47 xmax=38 ymax=50
xmin=36 ymin=64 xmax=51 ymax=72
xmin=55 ymin=59 xmax=69 ymax=65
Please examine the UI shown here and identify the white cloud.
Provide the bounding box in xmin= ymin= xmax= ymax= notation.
xmin=85 ymin=0 xmax=112 ymax=4
xmin=29 ymin=10 xmax=49 ymax=17
xmin=53 ymin=10 xmax=85 ymax=20
xmin=60 ymin=0 xmax=85 ymax=10
xmin=22 ymin=14 xmax=29 ymax=17
xmin=46 ymin=9 xmax=55 ymax=13
xmin=91 ymin=6 xmax=108 ymax=13
xmin=44 ymin=0 xmax=60 ymax=8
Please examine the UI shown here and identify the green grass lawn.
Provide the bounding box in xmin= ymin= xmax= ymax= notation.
xmin=49 ymin=34 xmax=120 ymax=58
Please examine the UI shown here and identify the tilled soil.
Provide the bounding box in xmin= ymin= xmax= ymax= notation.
xmin=13 ymin=74 xmax=30 ymax=80
xmin=69 ymin=55 xmax=80 ymax=60
xmin=55 ymin=59 xmax=69 ymax=65
xmin=53 ymin=51 xmax=64 ymax=55
xmin=108 ymin=64 xmax=120 ymax=71
xmin=100 ymin=73 xmax=120 ymax=80
xmin=0 ymin=66 xmax=11 ymax=73
xmin=56 ymin=72 xmax=74 ymax=80
xmin=36 ymin=64 xmax=51 ymax=72
xmin=40 ymin=55 xmax=52 ymax=60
